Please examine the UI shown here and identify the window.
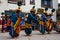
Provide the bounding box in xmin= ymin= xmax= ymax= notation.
xmin=30 ymin=0 xmax=35 ymax=5
xmin=41 ymin=0 xmax=53 ymax=8
xmin=8 ymin=0 xmax=18 ymax=4
xmin=8 ymin=0 xmax=25 ymax=5
xmin=19 ymin=0 xmax=25 ymax=5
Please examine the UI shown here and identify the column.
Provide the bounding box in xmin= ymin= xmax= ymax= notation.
xmin=52 ymin=0 xmax=58 ymax=22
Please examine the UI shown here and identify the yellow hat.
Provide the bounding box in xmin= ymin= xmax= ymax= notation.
xmin=16 ymin=6 xmax=22 ymax=12
xmin=37 ymin=8 xmax=44 ymax=14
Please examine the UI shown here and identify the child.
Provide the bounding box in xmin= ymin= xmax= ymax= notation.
xmin=2 ymin=16 xmax=6 ymax=33
xmin=25 ymin=6 xmax=38 ymax=36
xmin=6 ymin=16 xmax=11 ymax=32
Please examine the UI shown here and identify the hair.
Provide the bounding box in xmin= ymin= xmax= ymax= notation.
xmin=45 ymin=8 xmax=48 ymax=11
xmin=16 ymin=10 xmax=20 ymax=13
xmin=32 ymin=6 xmax=35 ymax=9
xmin=51 ymin=9 xmax=55 ymax=12
xmin=17 ymin=1 xmax=22 ymax=6
xmin=1 ymin=12 xmax=4 ymax=15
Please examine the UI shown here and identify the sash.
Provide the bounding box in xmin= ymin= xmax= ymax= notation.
xmin=14 ymin=17 xmax=22 ymax=31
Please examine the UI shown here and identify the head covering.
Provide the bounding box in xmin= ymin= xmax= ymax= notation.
xmin=16 ymin=6 xmax=22 ymax=13
xmin=37 ymin=8 xmax=44 ymax=14
xmin=32 ymin=6 xmax=35 ymax=9
xmin=45 ymin=8 xmax=48 ymax=11
xmin=17 ymin=1 xmax=22 ymax=6
xmin=30 ymin=6 xmax=36 ymax=13
xmin=49 ymin=9 xmax=55 ymax=16
xmin=51 ymin=9 xmax=55 ymax=12
xmin=30 ymin=9 xmax=36 ymax=13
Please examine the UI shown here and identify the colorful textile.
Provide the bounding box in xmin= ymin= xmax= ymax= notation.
xmin=10 ymin=13 xmax=17 ymax=24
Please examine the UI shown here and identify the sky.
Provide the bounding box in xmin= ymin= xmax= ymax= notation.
xmin=58 ymin=0 xmax=60 ymax=3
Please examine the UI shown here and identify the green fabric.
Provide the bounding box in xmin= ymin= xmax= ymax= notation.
xmin=5 ymin=10 xmax=14 ymax=16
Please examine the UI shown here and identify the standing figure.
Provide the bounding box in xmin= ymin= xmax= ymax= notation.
xmin=2 ymin=17 xmax=6 ymax=32
xmin=1 ymin=13 xmax=6 ymax=33
xmin=9 ymin=1 xmax=22 ymax=38
xmin=6 ymin=16 xmax=11 ymax=32
xmin=45 ymin=9 xmax=55 ymax=34
xmin=25 ymin=6 xmax=37 ymax=36
xmin=39 ymin=8 xmax=48 ymax=34
xmin=31 ymin=13 xmax=39 ymax=30
xmin=9 ymin=6 xmax=22 ymax=38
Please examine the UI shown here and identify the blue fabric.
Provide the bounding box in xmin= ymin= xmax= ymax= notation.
xmin=27 ymin=13 xmax=37 ymax=24
xmin=5 ymin=26 xmax=12 ymax=31
xmin=41 ymin=14 xmax=46 ymax=22
xmin=20 ymin=20 xmax=25 ymax=26
xmin=9 ymin=26 xmax=15 ymax=37
xmin=40 ymin=25 xmax=46 ymax=34
xmin=32 ymin=22 xmax=39 ymax=28
xmin=46 ymin=15 xmax=52 ymax=21
xmin=54 ymin=24 xmax=57 ymax=30
xmin=9 ymin=26 xmax=19 ymax=37
xmin=10 ymin=13 xmax=17 ymax=24
xmin=35 ymin=24 xmax=40 ymax=28
xmin=25 ymin=28 xmax=32 ymax=34
xmin=32 ymin=14 xmax=37 ymax=23
xmin=19 ymin=12 xmax=25 ymax=17
xmin=2 ymin=18 xmax=6 ymax=25
xmin=27 ymin=14 xmax=32 ymax=24
xmin=46 ymin=15 xmax=51 ymax=19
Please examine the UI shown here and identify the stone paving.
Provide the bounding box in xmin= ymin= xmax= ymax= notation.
xmin=0 ymin=30 xmax=60 ymax=40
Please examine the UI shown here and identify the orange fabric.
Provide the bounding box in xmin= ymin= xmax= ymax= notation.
xmin=14 ymin=17 xmax=22 ymax=34
xmin=46 ymin=21 xmax=52 ymax=30
xmin=0 ymin=20 xmax=2 ymax=25
xmin=58 ymin=21 xmax=60 ymax=25
xmin=7 ymin=19 xmax=11 ymax=26
xmin=15 ymin=25 xmax=20 ymax=34
xmin=4 ymin=24 xmax=7 ymax=28
xmin=40 ymin=21 xmax=45 ymax=25
xmin=14 ymin=17 xmax=22 ymax=30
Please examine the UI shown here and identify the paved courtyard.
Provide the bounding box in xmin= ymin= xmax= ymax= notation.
xmin=0 ymin=30 xmax=60 ymax=40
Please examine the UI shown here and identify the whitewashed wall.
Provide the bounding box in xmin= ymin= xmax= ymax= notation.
xmin=52 ymin=0 xmax=58 ymax=22
xmin=7 ymin=0 xmax=41 ymax=12
xmin=58 ymin=0 xmax=60 ymax=3
xmin=0 ymin=0 xmax=58 ymax=22
xmin=0 ymin=0 xmax=8 ymax=17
